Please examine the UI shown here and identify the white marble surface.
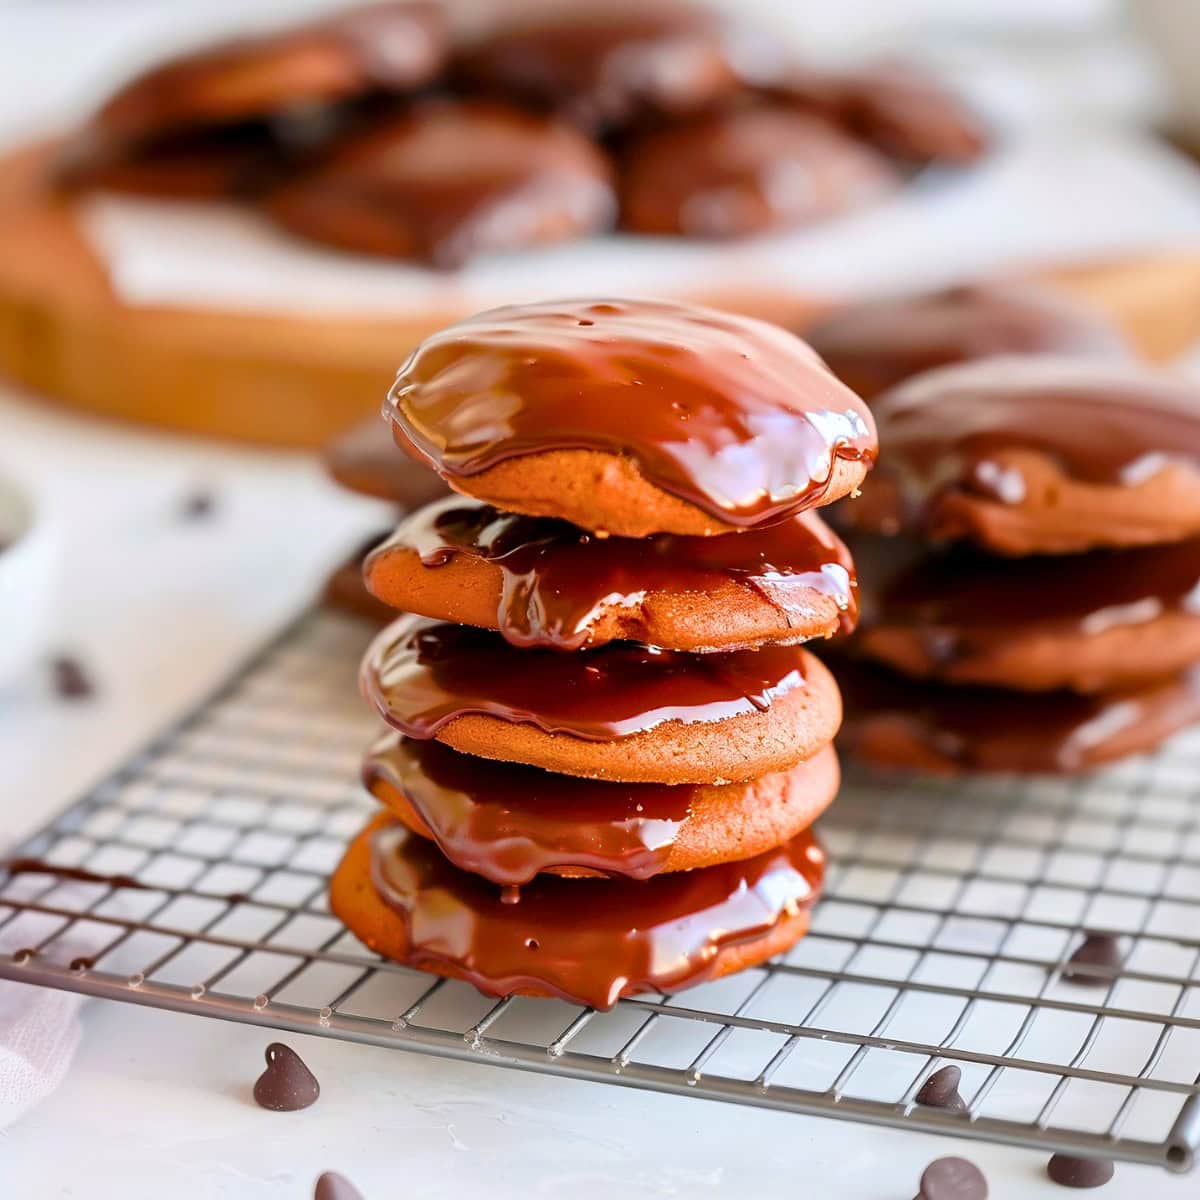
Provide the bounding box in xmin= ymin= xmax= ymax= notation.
xmin=2 ymin=2 xmax=1200 ymax=1196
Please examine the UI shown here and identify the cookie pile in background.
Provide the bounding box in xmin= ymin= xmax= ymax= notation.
xmin=328 ymin=297 xmax=878 ymax=1007
xmin=58 ymin=0 xmax=986 ymax=266
xmin=833 ymin=356 xmax=1200 ymax=774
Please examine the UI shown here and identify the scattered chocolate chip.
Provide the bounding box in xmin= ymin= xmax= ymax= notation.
xmin=50 ymin=655 xmax=95 ymax=700
xmin=315 ymin=1171 xmax=363 ymax=1200
xmin=915 ymin=1156 xmax=988 ymax=1200
xmin=252 ymin=1042 xmax=320 ymax=1111
xmin=1046 ymin=1154 xmax=1115 ymax=1188
xmin=915 ymin=1064 xmax=967 ymax=1112
xmin=1063 ymin=932 xmax=1123 ymax=986
xmin=179 ymin=488 xmax=217 ymax=520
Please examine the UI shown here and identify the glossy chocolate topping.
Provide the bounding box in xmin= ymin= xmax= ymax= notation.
xmin=856 ymin=534 xmax=1200 ymax=652
xmin=365 ymin=733 xmax=692 ymax=882
xmin=369 ymin=820 xmax=825 ymax=1009
xmin=619 ymin=106 xmax=897 ymax=239
xmin=456 ymin=4 xmax=741 ymax=132
xmin=362 ymin=615 xmax=812 ymax=741
xmin=266 ymin=101 xmax=617 ymax=268
xmin=1 ymin=859 xmax=147 ymax=890
xmin=872 ymin=357 xmax=1200 ymax=511
xmin=835 ymin=658 xmax=1200 ymax=774
xmin=387 ymin=299 xmax=876 ymax=527
xmin=370 ymin=495 xmax=856 ymax=649
xmin=804 ymin=284 xmax=1129 ymax=402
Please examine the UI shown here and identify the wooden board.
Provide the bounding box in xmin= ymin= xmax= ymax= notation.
xmin=3 ymin=139 xmax=1200 ymax=449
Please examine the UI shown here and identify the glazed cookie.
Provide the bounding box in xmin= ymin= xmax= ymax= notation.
xmin=386 ymin=298 xmax=876 ymax=536
xmin=330 ymin=814 xmax=825 ymax=1009
xmin=89 ymin=2 xmax=447 ymax=145
xmin=767 ymin=60 xmax=987 ymax=164
xmin=364 ymin=732 xmax=841 ymax=883
xmin=455 ymin=2 xmax=742 ymax=133
xmin=363 ymin=495 xmax=857 ymax=651
xmin=835 ymin=659 xmax=1200 ymax=774
xmin=265 ymin=100 xmax=617 ymax=267
xmin=360 ymin=616 xmax=843 ymax=783
xmin=619 ymin=107 xmax=898 ymax=238
xmin=857 ymin=356 xmax=1200 ymax=554
xmin=324 ymin=417 xmax=448 ymax=507
xmin=804 ymin=283 xmax=1130 ymax=403
xmin=853 ymin=534 xmax=1200 ymax=692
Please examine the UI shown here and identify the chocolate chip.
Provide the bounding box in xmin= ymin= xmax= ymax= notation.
xmin=51 ymin=655 xmax=95 ymax=700
xmin=314 ymin=1172 xmax=363 ymax=1200
xmin=179 ymin=489 xmax=217 ymax=520
xmin=1063 ymin=932 xmax=1123 ymax=986
xmin=1047 ymin=1154 xmax=1115 ymax=1188
xmin=915 ymin=1064 xmax=967 ymax=1112
xmin=252 ymin=1042 xmax=320 ymax=1111
xmin=916 ymin=1156 xmax=988 ymax=1199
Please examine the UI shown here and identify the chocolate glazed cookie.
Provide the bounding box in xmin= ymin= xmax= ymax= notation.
xmin=386 ymin=298 xmax=876 ymax=536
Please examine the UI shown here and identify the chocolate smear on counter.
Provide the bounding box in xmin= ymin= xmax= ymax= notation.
xmin=253 ymin=1042 xmax=320 ymax=1111
xmin=1046 ymin=1154 xmax=1115 ymax=1188
xmin=915 ymin=1156 xmax=988 ymax=1200
xmin=51 ymin=655 xmax=94 ymax=700
xmin=1063 ymin=933 xmax=1123 ymax=986
xmin=914 ymin=1064 xmax=967 ymax=1112
xmin=314 ymin=1171 xmax=364 ymax=1200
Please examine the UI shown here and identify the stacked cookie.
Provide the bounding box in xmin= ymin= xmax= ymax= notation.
xmin=835 ymin=355 xmax=1200 ymax=774
xmin=329 ymin=297 xmax=877 ymax=1009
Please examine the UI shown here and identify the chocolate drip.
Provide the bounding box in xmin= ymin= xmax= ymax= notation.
xmin=872 ymin=356 xmax=1200 ymax=511
xmin=855 ymin=534 xmax=1200 ymax=657
xmin=372 ymin=495 xmax=856 ymax=649
xmin=369 ymin=821 xmax=825 ymax=1010
xmin=386 ymin=299 xmax=875 ymax=528
xmin=362 ymin=616 xmax=811 ymax=741
xmin=1 ymin=859 xmax=148 ymax=890
xmin=365 ymin=733 xmax=693 ymax=882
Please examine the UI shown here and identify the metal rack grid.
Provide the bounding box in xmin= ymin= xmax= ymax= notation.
xmin=2 ymin=608 xmax=1200 ymax=1173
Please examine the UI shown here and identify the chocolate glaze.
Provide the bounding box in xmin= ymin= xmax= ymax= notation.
xmin=803 ymin=283 xmax=1129 ymax=403
xmin=369 ymin=820 xmax=825 ymax=1009
xmin=387 ymin=299 xmax=875 ymax=528
xmin=362 ymin=615 xmax=812 ymax=741
xmin=370 ymin=494 xmax=856 ymax=649
xmin=1 ymin=859 xmax=148 ymax=890
xmin=854 ymin=533 xmax=1200 ymax=663
xmin=871 ymin=357 xmax=1200 ymax=517
xmin=833 ymin=658 xmax=1200 ymax=774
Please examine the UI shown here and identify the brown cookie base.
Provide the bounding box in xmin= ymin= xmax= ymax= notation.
xmin=371 ymin=739 xmax=840 ymax=879
xmin=440 ymin=448 xmax=870 ymax=538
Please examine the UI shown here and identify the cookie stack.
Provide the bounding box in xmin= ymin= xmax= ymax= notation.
xmin=835 ymin=355 xmax=1200 ymax=774
xmin=329 ymin=297 xmax=877 ymax=1009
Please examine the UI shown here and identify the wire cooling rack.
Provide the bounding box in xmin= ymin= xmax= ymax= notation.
xmin=2 ymin=610 xmax=1200 ymax=1173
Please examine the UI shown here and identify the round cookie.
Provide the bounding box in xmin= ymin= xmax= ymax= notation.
xmin=360 ymin=615 xmax=843 ymax=783
xmin=803 ymin=283 xmax=1131 ymax=403
xmin=856 ymin=356 xmax=1200 ymax=554
xmin=766 ymin=60 xmax=987 ymax=164
xmin=324 ymin=417 xmax=449 ymax=507
xmin=364 ymin=495 xmax=857 ymax=651
xmin=329 ymin=814 xmax=825 ymax=1009
xmin=386 ymin=298 xmax=877 ymax=536
xmin=265 ymin=100 xmax=617 ymax=267
xmin=618 ymin=106 xmax=899 ymax=239
xmin=89 ymin=2 xmax=447 ymax=146
xmin=455 ymin=2 xmax=742 ymax=133
xmin=834 ymin=658 xmax=1200 ymax=774
xmin=365 ymin=732 xmax=841 ymax=883
xmin=852 ymin=534 xmax=1200 ymax=693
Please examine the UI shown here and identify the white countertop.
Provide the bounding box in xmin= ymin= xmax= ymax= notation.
xmin=3 ymin=1 xmax=1199 ymax=1195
